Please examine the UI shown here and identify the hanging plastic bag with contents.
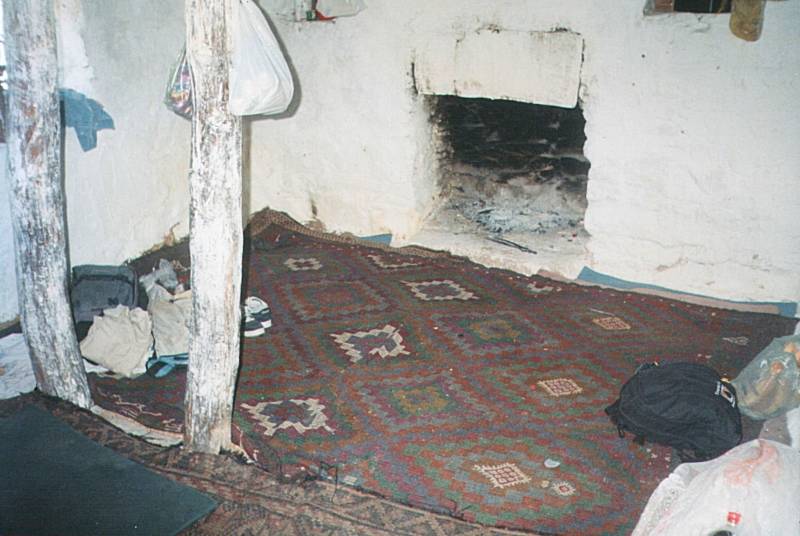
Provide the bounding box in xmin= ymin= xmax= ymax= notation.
xmin=164 ymin=47 xmax=193 ymax=119
xmin=228 ymin=0 xmax=294 ymax=116
xmin=732 ymin=334 xmax=800 ymax=420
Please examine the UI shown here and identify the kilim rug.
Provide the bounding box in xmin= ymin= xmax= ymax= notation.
xmin=0 ymin=393 xmax=524 ymax=536
xmin=89 ymin=214 xmax=797 ymax=535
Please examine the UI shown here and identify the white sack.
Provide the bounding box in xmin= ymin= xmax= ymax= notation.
xmin=229 ymin=0 xmax=294 ymax=116
xmin=632 ymin=439 xmax=800 ymax=536
xmin=149 ymin=288 xmax=192 ymax=358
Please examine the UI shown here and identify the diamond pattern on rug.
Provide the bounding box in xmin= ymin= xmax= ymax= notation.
xmin=570 ymin=300 xmax=709 ymax=346
xmin=88 ymin=219 xmax=799 ymax=536
xmin=330 ymin=324 xmax=410 ymax=363
xmin=284 ymin=257 xmax=323 ymax=271
xmin=543 ymin=305 xmax=664 ymax=349
xmin=303 ymin=316 xmax=429 ymax=370
xmin=235 ymin=384 xmax=371 ymax=463
xmin=240 ymin=398 xmax=334 ymax=437
xmin=723 ymin=336 xmax=750 ymax=346
xmin=280 ymin=279 xmax=389 ymax=321
xmin=550 ymin=480 xmax=577 ymax=497
xmin=250 ymin=246 xmax=359 ymax=284
xmin=465 ymin=354 xmax=622 ymax=423
xmin=347 ymin=371 xmax=492 ymax=434
xmin=429 ymin=311 xmax=561 ymax=359
xmin=592 ymin=316 xmax=631 ymax=331
xmin=473 ymin=463 xmax=532 ymax=490
xmin=537 ymin=378 xmax=583 ymax=397
xmin=402 ymin=279 xmax=478 ymax=302
xmin=393 ymin=428 xmax=659 ymax=533
xmin=366 ymin=253 xmax=422 ymax=270
xmin=527 ymin=281 xmax=561 ymax=294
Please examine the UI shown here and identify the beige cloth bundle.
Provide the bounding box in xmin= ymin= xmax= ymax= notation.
xmin=79 ymin=305 xmax=153 ymax=377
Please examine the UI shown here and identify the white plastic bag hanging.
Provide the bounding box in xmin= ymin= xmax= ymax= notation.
xmin=228 ymin=0 xmax=294 ymax=116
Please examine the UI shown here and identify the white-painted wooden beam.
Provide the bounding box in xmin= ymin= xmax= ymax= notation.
xmin=184 ymin=0 xmax=244 ymax=453
xmin=4 ymin=0 xmax=92 ymax=408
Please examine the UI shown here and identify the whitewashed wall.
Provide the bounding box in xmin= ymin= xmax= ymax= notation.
xmin=60 ymin=0 xmax=191 ymax=267
xmin=250 ymin=0 xmax=800 ymax=304
xmin=0 ymin=0 xmax=798 ymax=322
xmin=581 ymin=4 xmax=800 ymax=305
xmin=1 ymin=0 xmax=188 ymax=323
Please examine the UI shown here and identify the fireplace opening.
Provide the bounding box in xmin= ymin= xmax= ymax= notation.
xmin=408 ymin=95 xmax=591 ymax=277
xmin=433 ymin=95 xmax=588 ymax=234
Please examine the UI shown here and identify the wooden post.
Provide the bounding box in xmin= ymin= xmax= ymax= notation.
xmin=3 ymin=0 xmax=92 ymax=408
xmin=184 ymin=0 xmax=243 ymax=453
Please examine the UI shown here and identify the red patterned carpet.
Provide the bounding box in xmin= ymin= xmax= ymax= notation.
xmin=89 ymin=216 xmax=797 ymax=535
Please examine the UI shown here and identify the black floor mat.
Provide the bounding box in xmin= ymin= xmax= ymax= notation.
xmin=0 ymin=405 xmax=216 ymax=536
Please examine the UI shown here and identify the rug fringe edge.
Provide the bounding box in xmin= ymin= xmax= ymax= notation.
xmin=90 ymin=405 xmax=183 ymax=447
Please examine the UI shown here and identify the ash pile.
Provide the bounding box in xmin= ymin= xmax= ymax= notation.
xmin=432 ymin=96 xmax=589 ymax=235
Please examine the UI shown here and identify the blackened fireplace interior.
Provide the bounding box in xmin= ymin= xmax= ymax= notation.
xmin=429 ymin=95 xmax=590 ymax=247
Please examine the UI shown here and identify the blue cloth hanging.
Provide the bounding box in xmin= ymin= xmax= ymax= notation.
xmin=59 ymin=88 xmax=114 ymax=151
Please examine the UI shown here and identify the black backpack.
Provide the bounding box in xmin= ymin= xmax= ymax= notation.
xmin=605 ymin=362 xmax=742 ymax=462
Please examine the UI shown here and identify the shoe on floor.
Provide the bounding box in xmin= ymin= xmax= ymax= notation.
xmin=243 ymin=296 xmax=272 ymax=337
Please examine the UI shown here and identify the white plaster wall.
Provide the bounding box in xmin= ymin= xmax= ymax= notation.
xmin=581 ymin=4 xmax=800 ymax=303
xmin=415 ymin=29 xmax=584 ymax=108
xmin=60 ymin=0 xmax=190 ymax=267
xmin=246 ymin=2 xmax=431 ymax=237
xmin=250 ymin=0 xmax=799 ymax=303
xmin=1 ymin=0 xmax=797 ymax=321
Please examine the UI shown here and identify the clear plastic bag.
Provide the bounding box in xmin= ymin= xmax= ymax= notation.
xmin=732 ymin=334 xmax=800 ymax=420
xmin=632 ymin=439 xmax=800 ymax=536
xmin=164 ymin=47 xmax=193 ymax=119
xmin=228 ymin=0 xmax=294 ymax=116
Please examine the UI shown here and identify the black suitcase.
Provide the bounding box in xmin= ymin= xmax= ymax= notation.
xmin=70 ymin=265 xmax=139 ymax=324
